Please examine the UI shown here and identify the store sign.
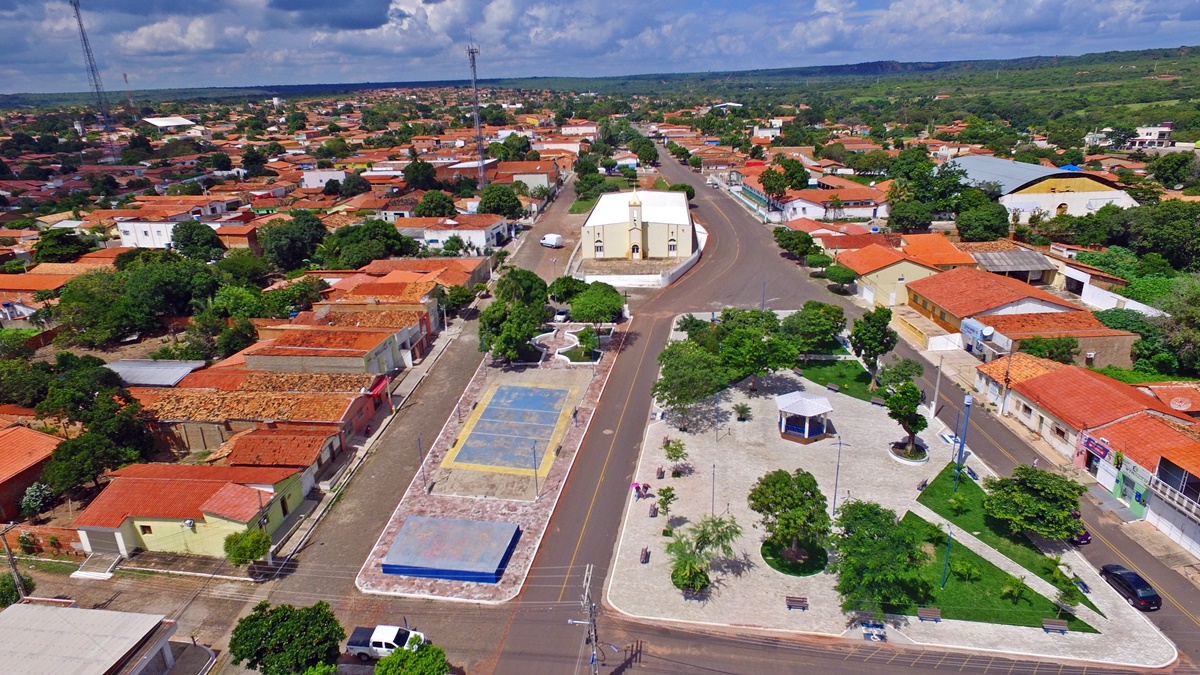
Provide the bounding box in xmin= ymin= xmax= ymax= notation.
xmin=1082 ymin=435 xmax=1110 ymax=459
xmin=960 ymin=318 xmax=987 ymax=341
xmin=1123 ymin=461 xmax=1152 ymax=485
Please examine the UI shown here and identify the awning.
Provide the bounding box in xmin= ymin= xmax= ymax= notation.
xmin=369 ymin=377 xmax=389 ymax=396
xmin=775 ymin=391 xmax=833 ymax=417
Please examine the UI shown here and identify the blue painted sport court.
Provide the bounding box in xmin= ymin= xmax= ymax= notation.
xmin=451 ymin=385 xmax=570 ymax=472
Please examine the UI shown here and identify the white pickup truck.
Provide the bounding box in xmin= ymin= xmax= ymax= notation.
xmin=346 ymin=624 xmax=427 ymax=662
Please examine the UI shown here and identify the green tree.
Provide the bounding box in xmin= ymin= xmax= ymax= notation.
xmin=877 ymin=356 xmax=924 ymax=395
xmin=20 ymin=482 xmax=54 ymax=520
xmin=888 ymin=200 xmax=933 ymax=234
xmin=956 ymin=202 xmax=1011 ymax=242
xmin=983 ymin=466 xmax=1086 ymax=540
xmin=42 ymin=432 xmax=141 ymax=493
xmin=32 ymin=229 xmax=92 ymax=263
xmin=224 ymin=529 xmax=272 ymax=566
xmin=779 ymin=301 xmax=845 ymax=359
xmin=494 ymin=267 xmax=548 ymax=306
xmin=1019 ymin=336 xmax=1079 ymax=364
xmin=0 ymin=573 xmax=34 ymax=608
xmin=374 ymin=636 xmax=452 ymax=675
xmin=747 ymin=468 xmax=831 ymax=556
xmin=772 ymin=227 xmax=814 ymax=258
xmin=259 ymin=212 xmax=327 ymax=271
xmin=0 ymin=360 xmax=52 ymax=407
xmin=885 ymin=382 xmax=928 ymax=453
xmin=0 ymin=331 xmax=33 ymax=360
xmin=478 ymin=183 xmax=523 ymax=219
xmin=1147 ymin=151 xmax=1199 ymax=188
xmin=229 ymin=601 xmax=345 ymax=675
xmin=779 ymin=158 xmax=810 ymax=189
xmin=657 ymin=486 xmax=678 ymax=521
xmin=569 ymin=282 xmax=623 ymax=324
xmin=669 ymin=183 xmax=696 ymax=200
xmin=720 ymin=327 xmax=798 ymax=390
xmin=824 ymin=265 xmax=857 ymax=291
xmin=805 ymin=252 xmax=833 ymax=269
xmin=208 ymin=152 xmax=233 ymax=171
xmin=213 ymin=285 xmax=265 ymax=319
xmin=547 ymin=276 xmax=589 ymax=303
xmin=339 ymin=172 xmax=370 ymax=197
xmin=214 ymin=249 xmax=272 ymax=287
xmin=850 ymin=307 xmax=898 ymax=386
xmin=403 ymin=160 xmax=439 ymax=191
xmin=1154 ymin=274 xmax=1200 ymax=373
xmin=688 ymin=155 xmax=702 ymax=169
xmin=830 ymin=501 xmax=929 ymax=617
xmin=322 ymin=179 xmax=342 ymax=196
xmin=663 ymin=438 xmax=688 ymax=473
xmin=651 ymin=340 xmax=727 ymax=420
xmin=759 ymin=168 xmax=788 ymax=202
xmin=413 ymin=190 xmax=457 ymax=217
xmin=216 ymin=318 xmax=258 ymax=359
xmin=171 ymin=220 xmax=224 ymax=260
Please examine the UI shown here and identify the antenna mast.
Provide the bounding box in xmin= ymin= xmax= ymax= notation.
xmin=467 ymin=44 xmax=488 ymax=189
xmin=123 ymin=73 xmax=135 ymax=113
xmin=69 ymin=0 xmax=116 ymax=159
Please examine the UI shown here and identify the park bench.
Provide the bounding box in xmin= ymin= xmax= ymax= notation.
xmin=640 ymin=547 xmax=651 ymax=564
xmin=870 ymin=396 xmax=886 ymax=406
xmin=917 ymin=479 xmax=929 ymax=491
xmin=785 ymin=596 xmax=809 ymax=611
xmin=656 ymin=466 xmax=665 ymax=480
xmin=649 ymin=503 xmax=659 ymax=518
xmin=966 ymin=466 xmax=980 ymax=481
xmin=1042 ymin=619 xmax=1069 ymax=635
xmin=826 ymin=382 xmax=841 ymax=393
xmin=917 ymin=608 xmax=942 ymax=623
xmin=1074 ymin=577 xmax=1090 ymax=594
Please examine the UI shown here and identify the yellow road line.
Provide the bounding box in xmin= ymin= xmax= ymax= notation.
xmin=556 ymin=322 xmax=653 ymax=602
xmin=1089 ymin=526 xmax=1200 ymax=628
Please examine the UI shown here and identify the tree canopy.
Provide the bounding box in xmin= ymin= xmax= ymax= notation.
xmin=374 ymin=637 xmax=452 ymax=675
xmin=1018 ymin=336 xmax=1079 ymax=364
xmin=32 ymin=229 xmax=92 ymax=263
xmin=779 ymin=301 xmax=845 ymax=357
xmin=568 ymin=282 xmax=623 ymax=324
xmin=224 ymin=529 xmax=272 ymax=566
xmin=403 ymin=160 xmax=439 ymax=191
xmin=478 ymin=183 xmax=524 ymax=219
xmin=747 ymin=468 xmax=831 ymax=555
xmin=413 ymin=190 xmax=457 ymax=217
xmin=259 ymin=212 xmax=327 ymax=271
xmin=885 ymin=382 xmax=928 ymax=453
xmin=312 ymin=219 xmax=418 ymax=269
xmin=229 ymin=601 xmax=345 ymax=675
xmin=849 ymin=306 xmax=898 ymax=379
xmin=982 ymin=465 xmax=1087 ymax=540
xmin=831 ymin=501 xmax=928 ymax=617
xmin=651 ymin=339 xmax=727 ymax=418
xmin=956 ymin=201 xmax=1011 ymax=242
xmin=171 ymin=220 xmax=224 ymax=261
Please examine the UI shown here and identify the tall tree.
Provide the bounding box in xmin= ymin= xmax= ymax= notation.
xmin=229 ymin=601 xmax=345 ymax=675
xmin=403 ymin=159 xmax=439 ymax=190
xmin=885 ymin=382 xmax=928 ymax=453
xmin=42 ymin=432 xmax=141 ymax=493
xmin=888 ymin=200 xmax=933 ymax=234
xmin=171 ymin=220 xmax=224 ymax=260
xmin=719 ymin=327 xmax=798 ymax=390
xmin=478 ymin=183 xmax=524 ymax=219
xmin=413 ymin=190 xmax=457 ymax=217
xmin=877 ymin=356 xmax=924 ymax=395
xmin=32 ymin=229 xmax=92 ymax=263
xmin=779 ymin=301 xmax=845 ymax=359
xmin=850 ymin=307 xmax=898 ymax=387
xmin=983 ymin=465 xmax=1086 ymax=540
xmin=956 ymin=202 xmax=1011 ymax=242
xmin=747 ymin=469 xmax=831 ymax=557
xmin=651 ymin=340 xmax=727 ymax=419
xmin=568 ymin=282 xmax=623 ymax=324
xmin=1019 ymin=336 xmax=1080 ymax=364
xmin=831 ymin=501 xmax=928 ymax=617
xmin=759 ymin=168 xmax=788 ymax=203
xmin=259 ymin=212 xmax=327 ymax=271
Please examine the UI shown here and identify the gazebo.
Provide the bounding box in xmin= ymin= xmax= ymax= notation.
xmin=775 ymin=391 xmax=833 ymax=444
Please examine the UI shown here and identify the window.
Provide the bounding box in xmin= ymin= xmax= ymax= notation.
xmin=594 ymin=239 xmax=603 ymax=255
xmin=1053 ymin=426 xmax=1067 ymax=440
xmin=667 ymin=238 xmax=677 ymax=255
xmin=1021 ymin=403 xmax=1033 ymax=417
xmin=140 ymin=525 xmax=153 ymax=535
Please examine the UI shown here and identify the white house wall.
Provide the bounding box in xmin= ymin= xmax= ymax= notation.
xmin=1001 ymin=191 xmax=1138 ymax=224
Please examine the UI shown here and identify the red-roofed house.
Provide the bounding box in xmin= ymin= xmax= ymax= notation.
xmin=73 ymin=464 xmax=303 ymax=559
xmin=835 ymin=244 xmax=939 ymax=307
xmin=905 ymin=266 xmax=1081 ymax=335
xmin=222 ymin=428 xmax=342 ymax=494
xmin=974 ymin=311 xmax=1138 ymax=369
xmin=0 ymin=426 xmax=60 ymax=521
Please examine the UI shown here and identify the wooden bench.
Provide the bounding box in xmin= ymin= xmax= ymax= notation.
xmin=649 ymin=504 xmax=659 ymax=518
xmin=1042 ymin=618 xmax=1069 ymax=635
xmin=785 ymin=596 xmax=809 ymax=611
xmin=826 ymin=382 xmax=840 ymax=393
xmin=656 ymin=466 xmax=665 ymax=480
xmin=640 ymin=547 xmax=650 ymax=564
xmin=917 ymin=608 xmax=942 ymax=623
xmin=917 ymin=479 xmax=929 ymax=491
xmin=871 ymin=396 xmax=886 ymax=406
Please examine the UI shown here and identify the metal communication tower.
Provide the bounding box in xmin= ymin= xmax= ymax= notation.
xmin=69 ymin=0 xmax=113 ymax=132
xmin=467 ymin=44 xmax=488 ymax=189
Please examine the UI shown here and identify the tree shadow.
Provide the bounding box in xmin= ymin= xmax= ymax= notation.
xmin=710 ymin=551 xmax=757 ymax=579
xmin=611 ymin=329 xmax=640 ymax=354
xmin=825 ymin=284 xmax=853 ymax=295
xmin=666 ymin=515 xmax=690 ymax=530
xmin=738 ymin=372 xmax=804 ymax=398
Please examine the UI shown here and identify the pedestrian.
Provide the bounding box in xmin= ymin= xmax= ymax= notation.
xmin=1032 ymin=458 xmax=1039 ymax=469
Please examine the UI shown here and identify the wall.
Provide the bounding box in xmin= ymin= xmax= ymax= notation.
xmin=129 ymin=515 xmax=246 ymax=558
xmin=0 ymin=459 xmax=51 ymax=521
xmin=1009 ymin=333 xmax=1137 ymax=369
xmin=0 ymin=524 xmax=84 ymax=556
xmin=977 ymin=299 xmax=1071 ymax=316
xmin=1001 ymin=189 xmax=1138 ymax=223
xmin=1007 ymin=391 xmax=1078 ymax=459
xmin=862 ymin=261 xmax=939 ymax=307
xmin=245 ymin=354 xmax=370 ymax=374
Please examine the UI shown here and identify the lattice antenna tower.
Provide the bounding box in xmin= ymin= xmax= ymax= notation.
xmin=467 ymin=44 xmax=488 ymax=188
xmin=69 ymin=0 xmax=116 ymax=158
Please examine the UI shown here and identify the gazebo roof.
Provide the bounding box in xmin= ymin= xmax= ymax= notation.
xmin=775 ymin=391 xmax=833 ymax=417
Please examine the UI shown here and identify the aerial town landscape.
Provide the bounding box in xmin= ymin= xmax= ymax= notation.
xmin=3 ymin=1 xmax=1200 ymax=674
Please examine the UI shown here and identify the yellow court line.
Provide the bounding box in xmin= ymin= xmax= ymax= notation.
xmin=442 ymin=383 xmax=578 ymax=477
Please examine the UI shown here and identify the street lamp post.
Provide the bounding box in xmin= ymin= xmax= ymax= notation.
xmin=940 ymin=526 xmax=954 ymax=589
xmin=953 ymin=395 xmax=973 ymax=492
xmin=929 ymin=354 xmax=944 ymax=417
xmin=832 ymin=435 xmax=846 ymax=515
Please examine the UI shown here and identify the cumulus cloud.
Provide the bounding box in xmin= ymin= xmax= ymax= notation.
xmin=2 ymin=0 xmax=1199 ymax=93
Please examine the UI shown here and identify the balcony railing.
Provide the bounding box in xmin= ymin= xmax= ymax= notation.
xmin=1149 ymin=476 xmax=1200 ymax=523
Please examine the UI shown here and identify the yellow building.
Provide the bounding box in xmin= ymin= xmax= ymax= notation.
xmin=836 ymin=243 xmax=941 ymax=307
xmin=581 ymin=190 xmax=695 ymax=261
xmin=74 ymin=464 xmax=303 ymax=560
xmin=952 ymin=155 xmax=1138 ymax=224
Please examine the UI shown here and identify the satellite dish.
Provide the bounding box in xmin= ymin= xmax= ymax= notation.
xmin=869 ymin=181 xmax=876 ymax=187
xmin=1174 ymin=184 xmax=1185 ymax=190
xmin=183 ymin=519 xmax=195 ymax=529
xmin=1170 ymin=397 xmax=1192 ymax=411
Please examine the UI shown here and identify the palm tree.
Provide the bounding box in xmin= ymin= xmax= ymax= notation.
xmin=692 ymin=514 xmax=743 ymax=561
xmin=1001 ymin=576 xmax=1030 ymax=605
xmin=666 ymin=533 xmax=710 ymax=592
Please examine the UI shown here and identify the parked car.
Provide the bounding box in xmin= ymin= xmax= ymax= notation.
xmin=346 ymin=625 xmax=427 ymax=662
xmin=1100 ymin=564 xmax=1161 ymax=611
xmin=553 ymin=307 xmax=570 ymax=323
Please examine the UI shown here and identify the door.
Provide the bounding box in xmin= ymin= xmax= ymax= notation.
xmin=631 ymin=244 xmax=641 ymax=260
xmin=85 ymin=530 xmax=121 ymax=556
xmin=862 ymin=285 xmax=875 ymax=305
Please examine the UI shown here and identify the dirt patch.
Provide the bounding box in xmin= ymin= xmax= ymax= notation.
xmin=32 ymin=331 xmax=176 ymax=364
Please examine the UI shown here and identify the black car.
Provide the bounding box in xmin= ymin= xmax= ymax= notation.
xmin=1100 ymin=564 xmax=1162 ymax=611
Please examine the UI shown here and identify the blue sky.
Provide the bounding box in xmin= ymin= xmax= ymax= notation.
xmin=3 ymin=0 xmax=1199 ymax=93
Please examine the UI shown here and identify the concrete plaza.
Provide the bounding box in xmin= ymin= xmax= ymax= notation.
xmin=606 ymin=367 xmax=1178 ymax=668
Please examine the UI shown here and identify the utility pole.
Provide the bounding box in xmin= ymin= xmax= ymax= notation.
xmin=929 ymin=354 xmax=943 ymax=418
xmin=568 ymin=564 xmax=599 ymax=675
xmin=467 ymin=44 xmax=488 ymax=189
xmin=1 ymin=524 xmax=28 ymax=600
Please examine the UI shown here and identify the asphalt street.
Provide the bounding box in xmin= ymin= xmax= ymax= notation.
xmin=265 ymin=156 xmax=1200 ymax=675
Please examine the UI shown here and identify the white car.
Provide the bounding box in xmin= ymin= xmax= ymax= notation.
xmin=553 ymin=308 xmax=571 ymax=323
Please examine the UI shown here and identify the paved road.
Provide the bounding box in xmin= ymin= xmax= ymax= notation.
xmin=262 ymin=154 xmax=1200 ymax=675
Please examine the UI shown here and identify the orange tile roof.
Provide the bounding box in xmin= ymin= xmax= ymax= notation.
xmin=1014 ymin=366 xmax=1191 ymax=431
xmin=0 ymin=426 xmax=59 ymax=484
xmin=976 ymin=353 xmax=1067 ymax=386
xmin=301 ymin=310 xmax=425 ymax=330
xmin=975 ymin=311 xmax=1135 ymax=339
xmin=343 ymin=280 xmax=436 ymax=304
xmin=73 ymin=464 xmax=296 ymax=528
xmin=899 ymin=234 xmax=976 ymax=267
xmin=178 ymin=370 xmax=378 ymax=393
xmin=781 ymin=218 xmax=870 ymax=236
xmin=836 ymin=243 xmax=938 ymax=275
xmin=133 ymin=388 xmax=356 ymax=424
xmin=815 ymin=233 xmax=890 ymax=251
xmin=1143 ymin=384 xmax=1200 ymax=414
xmin=905 ymin=266 xmax=1081 ymax=318
xmin=954 ymin=240 xmax=1022 ymax=253
xmin=0 ymin=274 xmax=76 ymax=292
xmin=271 ymin=328 xmax=394 ymax=351
xmin=1090 ymin=413 xmax=1200 ymax=477
xmin=227 ymin=429 xmax=336 ymax=468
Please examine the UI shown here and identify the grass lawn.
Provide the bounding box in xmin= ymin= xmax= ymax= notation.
xmin=799 ymin=340 xmax=850 ymax=357
xmin=798 ymin=359 xmax=874 ymax=402
xmin=918 ymin=462 xmax=1102 ymax=615
xmin=894 ymin=513 xmax=1096 ymax=631
xmin=568 ymin=176 xmax=636 ymax=214
xmin=561 ymin=346 xmax=600 ymax=363
xmin=653 ymin=177 xmax=670 ymax=190
xmin=761 ymin=540 xmax=827 ymax=577
xmin=17 ymin=557 xmax=81 ymax=576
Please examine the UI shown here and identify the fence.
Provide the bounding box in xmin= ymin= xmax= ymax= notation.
xmin=1 ymin=524 xmax=84 ymax=556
